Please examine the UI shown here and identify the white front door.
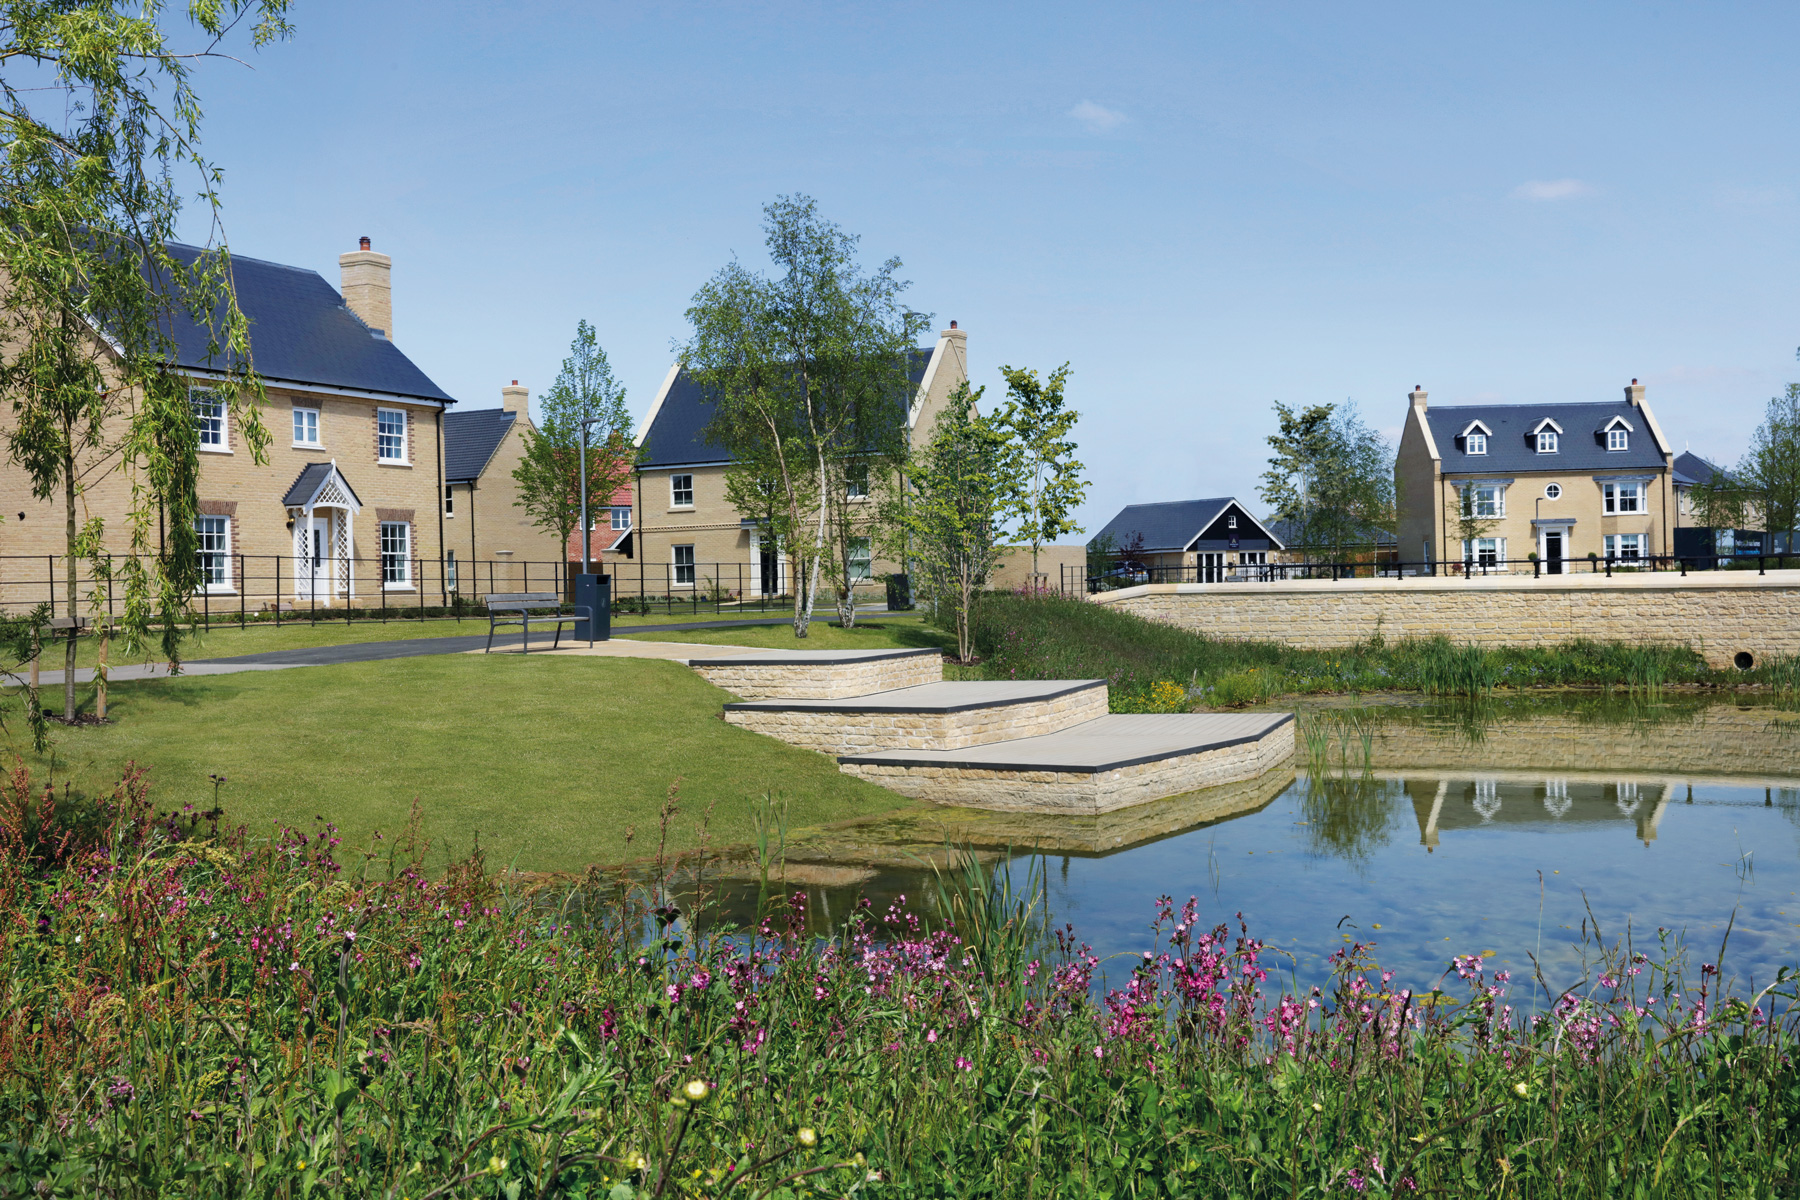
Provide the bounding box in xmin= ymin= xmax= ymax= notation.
xmin=299 ymin=514 xmax=332 ymax=602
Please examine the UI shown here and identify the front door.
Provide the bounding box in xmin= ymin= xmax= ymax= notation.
xmin=1542 ymin=529 xmax=1564 ymax=575
xmin=300 ymin=515 xmax=332 ymax=602
xmin=1198 ymin=552 xmax=1224 ymax=583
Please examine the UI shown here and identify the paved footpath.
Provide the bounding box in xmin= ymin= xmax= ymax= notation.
xmin=15 ymin=613 xmax=880 ymax=686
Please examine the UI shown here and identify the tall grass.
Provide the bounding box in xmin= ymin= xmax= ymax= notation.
xmin=2 ymin=763 xmax=1797 ymax=1197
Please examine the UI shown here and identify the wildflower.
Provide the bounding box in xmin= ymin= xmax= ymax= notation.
xmin=625 ymin=1152 xmax=648 ymax=1172
xmin=1093 ymin=1045 xmax=1104 ymax=1059
xmin=683 ymin=1079 xmax=712 ymax=1104
xmin=296 ymin=1160 xmax=307 ymax=1171
xmin=798 ymin=1127 xmax=818 ymax=1148
xmin=954 ymin=1056 xmax=973 ymax=1071
xmin=1513 ymin=1081 xmax=1529 ymax=1098
xmin=926 ymin=1029 xmax=938 ymax=1043
xmin=1312 ymin=1102 xmax=1323 ymax=1112
xmin=488 ymin=1155 xmax=505 ymax=1175
xmin=1347 ymin=1168 xmax=1367 ymax=1192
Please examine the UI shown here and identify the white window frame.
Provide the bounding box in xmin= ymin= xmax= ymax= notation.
xmin=445 ymin=548 xmax=459 ymax=592
xmin=670 ymin=474 xmax=694 ymax=508
xmin=611 ymin=505 xmax=632 ymax=531
xmin=192 ymin=388 xmax=227 ymax=452
xmin=380 ymin=521 xmax=412 ymax=586
xmin=1604 ymin=533 xmax=1644 ymax=561
xmin=1536 ymin=430 xmax=1559 ymax=453
xmin=1603 ymin=481 xmax=1644 ymax=514
xmin=1462 ymin=483 xmax=1505 ymax=519
xmin=1462 ymin=536 xmax=1505 ymax=572
xmin=1227 ymin=514 xmax=1238 ymax=529
xmin=377 ymin=407 xmax=408 ymax=463
xmin=847 ymin=536 xmax=872 ymax=580
xmin=845 ymin=462 xmax=869 ymax=500
xmin=1607 ymin=428 xmax=1629 ymax=452
xmin=672 ymin=544 xmax=696 ymax=587
xmin=1466 ymin=432 xmax=1487 ymax=455
xmin=195 ymin=515 xmax=232 ymax=591
xmin=292 ymin=406 xmax=321 ymax=447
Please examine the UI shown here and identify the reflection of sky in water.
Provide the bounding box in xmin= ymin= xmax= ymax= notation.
xmin=1040 ymin=775 xmax=1800 ymax=997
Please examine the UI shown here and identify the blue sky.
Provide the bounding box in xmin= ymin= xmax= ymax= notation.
xmin=182 ymin=1 xmax=1800 ymax=535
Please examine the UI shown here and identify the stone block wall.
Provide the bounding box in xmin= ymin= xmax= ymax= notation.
xmin=693 ymin=651 xmax=942 ymax=700
xmin=725 ymin=682 xmax=1107 ymax=755
xmin=1097 ymin=572 xmax=1800 ymax=669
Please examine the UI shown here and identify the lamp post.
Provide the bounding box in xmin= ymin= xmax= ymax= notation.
xmin=577 ymin=416 xmax=606 ymax=581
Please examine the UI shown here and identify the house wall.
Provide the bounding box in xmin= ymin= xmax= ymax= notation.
xmin=444 ymin=415 xmax=566 ymax=597
xmin=1094 ymin=571 xmax=1800 ymax=669
xmin=1396 ymin=401 xmax=1440 ymax=564
xmin=0 ymin=382 xmax=448 ymax=610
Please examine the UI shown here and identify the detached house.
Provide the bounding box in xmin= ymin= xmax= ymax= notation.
xmin=1396 ymin=380 xmax=1675 ymax=572
xmin=0 ymin=237 xmax=465 ymax=608
xmin=1088 ymin=498 xmax=1286 ymax=580
xmin=441 ymin=381 xmax=569 ymax=597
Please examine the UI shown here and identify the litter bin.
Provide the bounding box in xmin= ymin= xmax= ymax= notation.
xmin=574 ymin=574 xmax=611 ymax=642
xmin=884 ymin=572 xmax=913 ymax=611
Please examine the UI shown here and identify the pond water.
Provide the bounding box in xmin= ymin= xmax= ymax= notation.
xmin=697 ymin=694 xmax=1800 ymax=997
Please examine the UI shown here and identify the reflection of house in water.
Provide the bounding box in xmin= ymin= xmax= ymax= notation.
xmin=1406 ymin=778 xmax=1676 ymax=848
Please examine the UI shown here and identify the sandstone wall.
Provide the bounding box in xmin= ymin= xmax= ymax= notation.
xmin=692 ymin=650 xmax=942 ymax=700
xmin=725 ymin=683 xmax=1107 ymax=755
xmin=1097 ymin=572 xmax=1800 ymax=669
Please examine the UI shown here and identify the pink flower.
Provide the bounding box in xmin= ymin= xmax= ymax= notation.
xmin=1093 ymin=1045 xmax=1104 ymax=1059
xmin=926 ymin=1029 xmax=937 ymax=1043
xmin=954 ymin=1057 xmax=973 ymax=1071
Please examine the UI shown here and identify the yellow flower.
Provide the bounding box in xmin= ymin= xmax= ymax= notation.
xmin=683 ymin=1078 xmax=712 ymax=1104
xmin=625 ymin=1152 xmax=648 ymax=1172
xmin=798 ymin=1127 xmax=819 ymax=1148
xmin=489 ymin=1155 xmax=506 ymax=1176
xmin=296 ymin=1161 xmax=307 ymax=1171
xmin=1311 ymin=1103 xmax=1323 ymax=1112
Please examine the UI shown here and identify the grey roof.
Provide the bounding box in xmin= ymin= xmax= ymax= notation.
xmin=639 ymin=351 xmax=934 ymax=469
xmin=1672 ymin=451 xmax=1729 ymax=488
xmin=158 ymin=241 xmax=455 ymax=405
xmin=1266 ymin=517 xmax=1397 ymax=548
xmin=1425 ymin=401 xmax=1665 ymax=474
xmin=281 ymin=462 xmax=363 ymax=508
xmin=1089 ymin=498 xmax=1252 ymax=552
xmin=443 ymin=408 xmax=517 ymax=482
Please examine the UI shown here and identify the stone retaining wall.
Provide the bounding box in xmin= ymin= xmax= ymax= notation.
xmin=725 ymin=683 xmax=1108 ymax=755
xmin=840 ymin=719 xmax=1296 ymax=814
xmin=692 ymin=651 xmax=942 ymax=700
xmin=1097 ymin=571 xmax=1800 ymax=668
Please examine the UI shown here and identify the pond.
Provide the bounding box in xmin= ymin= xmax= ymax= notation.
xmin=693 ymin=692 xmax=1800 ymax=997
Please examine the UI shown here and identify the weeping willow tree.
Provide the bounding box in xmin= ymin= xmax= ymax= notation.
xmin=0 ymin=1 xmax=290 ymax=725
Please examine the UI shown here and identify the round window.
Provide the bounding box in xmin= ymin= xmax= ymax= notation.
xmin=1544 ymin=484 xmax=1563 ymax=500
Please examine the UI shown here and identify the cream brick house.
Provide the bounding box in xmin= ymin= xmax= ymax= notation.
xmin=1396 ymin=380 xmax=1675 ymax=573
xmin=624 ymin=323 xmax=970 ymax=599
xmin=441 ymin=381 xmax=569 ymax=597
xmin=0 ymin=237 xmax=464 ymax=609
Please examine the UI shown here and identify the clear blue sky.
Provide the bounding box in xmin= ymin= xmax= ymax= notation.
xmin=182 ymin=1 xmax=1800 ymax=536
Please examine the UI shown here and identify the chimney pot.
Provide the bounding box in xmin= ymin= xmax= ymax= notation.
xmin=949 ymin=320 xmax=957 ymax=329
xmin=359 ymin=236 xmax=371 ymax=250
xmin=1409 ymin=385 xmax=1428 ymax=412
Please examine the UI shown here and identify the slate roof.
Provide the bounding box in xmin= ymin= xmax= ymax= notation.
xmin=281 ymin=462 xmax=363 ymax=508
xmin=158 ymin=241 xmax=455 ymax=405
xmin=1672 ymin=451 xmax=1729 ymax=488
xmin=1265 ymin=518 xmax=1397 ymax=548
xmin=1424 ymin=402 xmax=1666 ymax=474
xmin=443 ymin=408 xmax=517 ymax=482
xmin=639 ymin=351 xmax=934 ymax=469
xmin=1089 ymin=499 xmax=1239 ymax=552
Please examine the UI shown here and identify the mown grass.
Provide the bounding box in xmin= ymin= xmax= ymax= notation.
xmin=3 ymin=654 xmax=914 ymax=872
xmin=969 ymin=592 xmax=1779 ymax=707
xmin=623 ymin=614 xmax=955 ymax=654
xmin=0 ymin=785 xmax=1794 ymax=1198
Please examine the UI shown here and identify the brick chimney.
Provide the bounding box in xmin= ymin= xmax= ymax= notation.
xmin=1625 ymin=377 xmax=1645 ymax=407
xmin=502 ymin=380 xmax=529 ymax=416
xmin=1409 ymin=384 xmax=1428 ymax=412
xmin=339 ymin=236 xmax=393 ymax=340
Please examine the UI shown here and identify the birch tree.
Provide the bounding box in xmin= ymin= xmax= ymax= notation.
xmin=993 ymin=363 xmax=1087 ymax=576
xmin=682 ymin=195 xmax=928 ymax=637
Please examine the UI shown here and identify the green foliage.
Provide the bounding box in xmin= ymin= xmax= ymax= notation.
xmin=993 ymin=362 xmax=1087 ymax=575
xmin=1259 ymin=400 xmax=1395 ymax=561
xmin=683 ymin=195 xmax=930 ymax=637
xmin=0 ymin=0 xmax=290 ymax=713
xmin=0 ymin=774 xmax=1795 ymax=1198
xmin=887 ymin=382 xmax=1006 ymax=662
xmin=1703 ymin=383 xmax=1800 ymax=536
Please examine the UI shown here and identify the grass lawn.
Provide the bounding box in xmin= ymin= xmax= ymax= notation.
xmin=624 ymin=613 xmax=957 ymax=653
xmin=8 ymin=653 xmax=917 ymax=873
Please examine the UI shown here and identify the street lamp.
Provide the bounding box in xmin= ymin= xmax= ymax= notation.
xmin=578 ymin=416 xmax=607 ymax=582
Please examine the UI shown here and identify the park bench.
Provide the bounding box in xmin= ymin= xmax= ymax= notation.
xmin=483 ymin=592 xmax=594 ymax=654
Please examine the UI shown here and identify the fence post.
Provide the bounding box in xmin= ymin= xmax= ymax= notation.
xmin=1760 ymin=554 xmax=1766 ymax=576
xmin=239 ymin=555 xmax=246 ymax=628
xmin=47 ymin=555 xmax=54 ymax=620
xmin=276 ymin=555 xmax=282 ymax=627
xmin=1534 ymin=556 xmax=1540 ymax=579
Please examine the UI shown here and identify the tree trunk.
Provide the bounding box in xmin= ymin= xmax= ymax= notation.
xmin=63 ymin=454 xmax=77 ymax=720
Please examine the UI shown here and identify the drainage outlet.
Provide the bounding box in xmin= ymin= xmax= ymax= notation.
xmin=1735 ymin=650 xmax=1755 ymax=670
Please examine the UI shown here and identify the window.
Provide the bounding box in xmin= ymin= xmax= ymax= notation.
xmin=848 ymin=537 xmax=872 ymax=580
xmin=845 ymin=463 xmax=869 ymax=499
xmin=670 ymin=474 xmax=694 ymax=507
xmin=1227 ymin=514 xmax=1238 ymax=529
xmin=293 ymin=407 xmax=320 ymax=446
xmin=377 ymin=408 xmax=407 ymax=462
xmin=1544 ymin=483 xmax=1563 ymax=500
xmin=443 ymin=484 xmax=454 ymax=517
xmin=1536 ymin=431 xmax=1559 ymax=453
xmin=445 ymin=548 xmax=458 ymax=592
xmin=1466 ymin=432 xmax=1487 ymax=455
xmin=673 ymin=544 xmax=695 ymax=586
xmin=380 ymin=521 xmax=411 ymax=584
xmin=1604 ymin=533 xmax=1643 ymax=561
xmin=195 ymin=516 xmax=230 ymax=589
xmin=192 ymin=389 xmax=225 ymax=450
xmin=611 ymin=505 xmax=632 ymax=531
xmin=1462 ymin=483 xmax=1504 ymax=518
xmin=1463 ymin=537 xmax=1504 ymax=570
xmin=1607 ymin=428 xmax=1629 ymax=451
xmin=1603 ymin=482 xmax=1643 ymax=514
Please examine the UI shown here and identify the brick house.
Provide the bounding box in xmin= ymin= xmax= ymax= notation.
xmin=626 ymin=323 xmax=970 ymax=600
xmin=0 ymin=237 xmax=465 ymax=609
xmin=1396 ymin=381 xmax=1675 ymax=572
xmin=441 ymin=381 xmax=570 ymax=598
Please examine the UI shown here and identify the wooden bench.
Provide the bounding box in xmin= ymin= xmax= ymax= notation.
xmin=483 ymin=592 xmax=594 ymax=654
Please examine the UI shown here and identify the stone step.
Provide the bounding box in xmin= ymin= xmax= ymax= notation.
xmin=723 ymin=679 xmax=1109 ymax=755
xmin=689 ymin=647 xmax=942 ymax=700
xmin=836 ymin=712 xmax=1296 ymax=815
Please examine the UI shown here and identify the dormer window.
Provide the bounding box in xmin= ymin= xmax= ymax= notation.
xmin=1459 ymin=420 xmax=1492 ymax=456
xmin=1601 ymin=415 xmax=1634 ymax=452
xmin=1537 ymin=431 xmax=1559 ymax=453
xmin=1467 ymin=433 xmax=1487 ymax=455
xmin=1530 ymin=417 xmax=1563 ymax=454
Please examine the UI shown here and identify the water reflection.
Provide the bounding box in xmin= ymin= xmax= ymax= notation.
xmin=1406 ymin=779 xmax=1679 ymax=847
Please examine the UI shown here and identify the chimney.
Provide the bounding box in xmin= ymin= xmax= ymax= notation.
xmin=1625 ymin=377 xmax=1644 ymax=407
xmin=942 ymin=319 xmax=966 ymax=345
xmin=502 ymin=380 xmax=529 ymax=416
xmin=339 ymin=236 xmax=393 ymax=340
xmin=1409 ymin=384 xmax=1428 ymax=412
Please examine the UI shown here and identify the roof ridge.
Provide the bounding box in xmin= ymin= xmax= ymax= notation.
xmin=166 ymin=240 xmax=324 ymax=278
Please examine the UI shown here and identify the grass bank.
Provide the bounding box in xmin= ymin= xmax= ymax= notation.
xmin=969 ymin=592 xmax=1790 ymax=707
xmin=1 ymin=796 xmax=1793 ymax=1198
xmin=4 ymin=654 xmax=912 ymax=872
xmin=623 ymin=613 xmax=955 ymax=654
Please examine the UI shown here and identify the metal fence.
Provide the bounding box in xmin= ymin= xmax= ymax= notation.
xmin=0 ymin=555 xmax=894 ymax=627
xmin=1067 ymin=552 xmax=1800 ymax=594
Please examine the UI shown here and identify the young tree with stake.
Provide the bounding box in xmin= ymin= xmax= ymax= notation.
xmin=993 ymin=363 xmax=1087 ymax=579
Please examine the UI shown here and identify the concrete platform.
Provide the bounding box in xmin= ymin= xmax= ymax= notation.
xmin=690 ymin=646 xmax=942 ymax=700
xmin=836 ymin=712 xmax=1296 ymax=815
xmin=723 ymin=679 xmax=1107 ymax=754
